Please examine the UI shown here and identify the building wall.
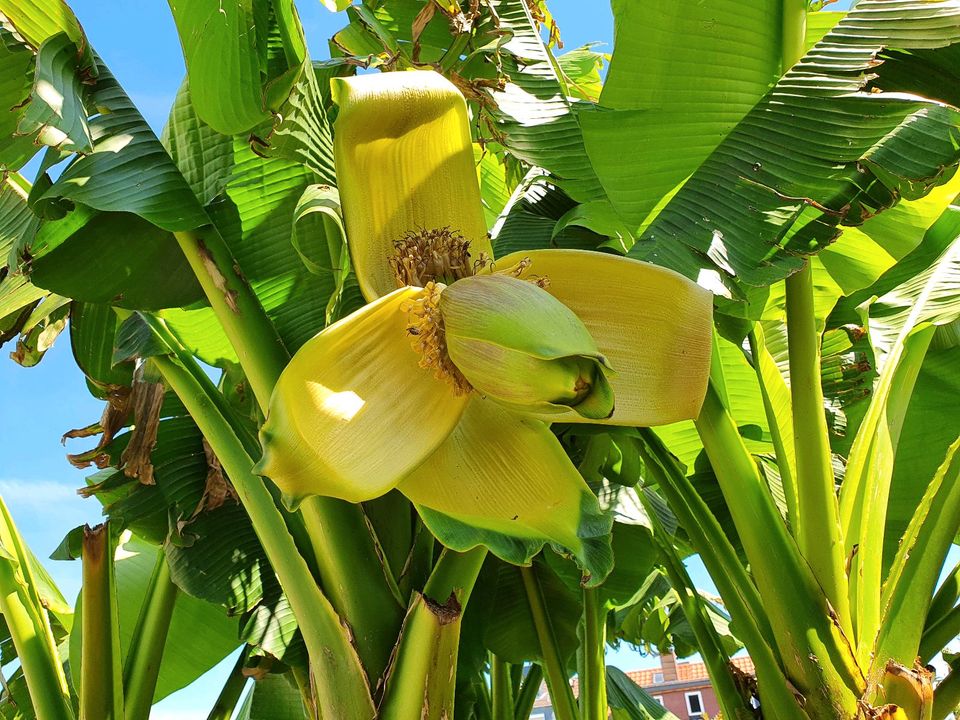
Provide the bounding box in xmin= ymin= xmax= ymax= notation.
xmin=650 ymin=684 xmax=720 ymax=719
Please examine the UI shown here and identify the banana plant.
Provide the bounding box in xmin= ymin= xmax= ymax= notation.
xmin=2 ymin=0 xmax=960 ymax=719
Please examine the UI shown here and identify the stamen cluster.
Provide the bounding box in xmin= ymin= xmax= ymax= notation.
xmin=390 ymin=228 xmax=478 ymax=287
xmin=401 ymin=282 xmax=472 ymax=396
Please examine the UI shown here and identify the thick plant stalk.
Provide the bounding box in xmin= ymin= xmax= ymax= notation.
xmin=80 ymin=523 xmax=124 ymax=720
xmin=514 ymin=664 xmax=544 ymax=720
xmin=933 ymin=668 xmax=960 ymax=720
xmin=780 ymin=0 xmax=852 ymax=637
xmin=172 ymin=227 xmax=290 ymax=412
xmin=141 ymin=312 xmax=402 ymax=682
xmin=635 ymin=432 xmax=807 ymax=719
xmin=654 ymin=539 xmax=750 ymax=720
xmin=579 ymin=588 xmax=607 ymax=720
xmin=169 ymin=226 xmax=403 ymax=666
xmin=379 ymin=547 xmax=487 ymax=719
xmin=123 ymin=551 xmax=179 ymax=720
xmin=873 ymin=438 xmax=960 ymax=673
xmin=784 ymin=263 xmax=852 ymax=634
xmin=696 ymin=382 xmax=863 ymax=718
xmin=299 ymin=497 xmax=405 ymax=681
xmin=206 ymin=648 xmax=251 ymax=720
xmin=921 ymin=605 xmax=960 ymax=664
xmin=0 ymin=496 xmax=74 ymax=720
xmin=842 ymin=325 xmax=936 ymax=661
xmin=491 ymin=654 xmax=514 ymax=720
xmin=150 ymin=352 xmax=376 ymax=717
xmin=520 ymin=565 xmax=578 ymax=720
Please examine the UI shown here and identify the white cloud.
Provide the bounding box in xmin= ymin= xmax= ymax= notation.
xmin=0 ymin=478 xmax=81 ymax=508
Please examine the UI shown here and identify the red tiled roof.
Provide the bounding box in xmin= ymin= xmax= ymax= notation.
xmin=533 ymin=656 xmax=755 ymax=708
xmin=626 ymin=655 xmax=755 ymax=687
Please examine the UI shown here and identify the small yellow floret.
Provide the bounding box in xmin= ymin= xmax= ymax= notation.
xmin=401 ymin=282 xmax=472 ymax=396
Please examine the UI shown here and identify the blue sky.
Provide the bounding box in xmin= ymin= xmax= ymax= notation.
xmin=1 ymin=0 xmax=945 ymax=716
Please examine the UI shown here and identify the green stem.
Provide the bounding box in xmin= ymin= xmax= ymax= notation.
xmin=636 ymin=430 xmax=775 ymax=645
xmin=696 ymin=380 xmax=862 ymax=717
xmin=782 ymin=0 xmax=854 ymax=644
xmin=123 ymin=551 xmax=179 ymax=720
xmin=399 ymin=518 xmax=436 ymax=603
xmin=635 ymin=432 xmax=806 ymax=718
xmin=784 ymin=263 xmax=852 ymax=635
xmin=491 ymin=653 xmax=514 ymax=720
xmin=519 ymin=565 xmax=577 ymax=720
xmin=579 ymin=588 xmax=607 ymax=720
xmin=654 ymin=542 xmax=748 ymax=720
xmin=173 ymin=228 xmax=289 ymax=411
xmin=140 ymin=314 xmax=323 ymax=577
xmin=151 ymin=352 xmax=375 ymax=717
xmin=747 ymin=327 xmax=799 ymax=529
xmin=380 ymin=547 xmax=487 ymax=719
xmin=514 ymin=664 xmax=544 ymax=720
xmin=781 ymin=0 xmax=808 ymax=70
xmin=145 ymin=312 xmax=402 ymax=682
xmin=0 ymin=497 xmax=73 ymax=720
xmin=422 ymin=546 xmax=487 ymax=603
xmin=933 ymin=667 xmax=960 ymax=720
xmin=919 ymin=603 xmax=960 ymax=664
xmin=927 ymin=560 xmax=960 ymax=631
xmin=206 ymin=648 xmax=251 ymax=720
xmin=80 ymin=523 xmax=124 ymax=720
xmin=438 ymin=32 xmax=471 ymax=72
xmin=299 ymin=497 xmax=405 ymax=681
xmin=0 ymin=560 xmax=74 ymax=720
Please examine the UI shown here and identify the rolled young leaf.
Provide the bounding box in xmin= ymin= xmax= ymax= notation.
xmin=256 ymin=286 xmax=469 ymax=506
xmin=332 ymin=70 xmax=493 ymax=301
xmin=440 ymin=274 xmax=615 ymax=419
xmin=495 ymin=249 xmax=713 ymax=426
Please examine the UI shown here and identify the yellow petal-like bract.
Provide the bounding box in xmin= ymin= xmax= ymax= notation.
xmin=495 ymin=250 xmax=713 ymax=426
xmin=256 ymin=287 xmax=469 ymax=506
xmin=332 ymin=71 xmax=492 ymax=301
xmin=398 ymin=398 xmax=606 ymax=554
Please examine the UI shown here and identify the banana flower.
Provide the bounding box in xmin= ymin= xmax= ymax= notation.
xmin=256 ymin=71 xmax=712 ymax=578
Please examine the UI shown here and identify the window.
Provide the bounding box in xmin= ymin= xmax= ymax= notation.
xmin=529 ymin=715 xmax=546 ymax=720
xmin=652 ymin=696 xmax=665 ymax=706
xmin=685 ymin=691 xmax=704 ymax=718
xmin=652 ymin=671 xmax=664 ymax=684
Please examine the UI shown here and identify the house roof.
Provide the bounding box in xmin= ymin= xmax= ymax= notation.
xmin=627 ymin=655 xmax=756 ymax=687
xmin=533 ymin=656 xmax=755 ymax=708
